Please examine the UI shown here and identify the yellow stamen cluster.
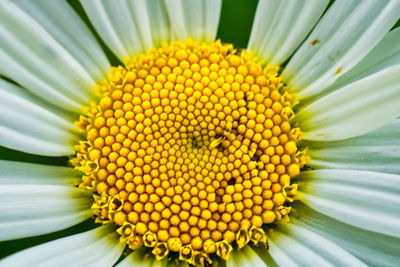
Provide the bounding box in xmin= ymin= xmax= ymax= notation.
xmin=72 ymin=39 xmax=306 ymax=265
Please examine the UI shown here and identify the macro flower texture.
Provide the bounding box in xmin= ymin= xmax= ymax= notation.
xmin=0 ymin=0 xmax=400 ymax=266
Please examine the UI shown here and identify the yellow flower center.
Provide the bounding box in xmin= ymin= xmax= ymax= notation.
xmin=72 ymin=39 xmax=306 ymax=265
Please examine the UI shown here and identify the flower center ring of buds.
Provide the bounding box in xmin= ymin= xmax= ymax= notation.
xmin=72 ymin=39 xmax=306 ymax=265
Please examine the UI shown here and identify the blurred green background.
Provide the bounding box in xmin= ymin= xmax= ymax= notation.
xmin=0 ymin=0 xmax=259 ymax=259
xmin=1 ymin=0 xmax=399 ymax=260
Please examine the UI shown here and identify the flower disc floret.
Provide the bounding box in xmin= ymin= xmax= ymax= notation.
xmin=72 ymin=39 xmax=306 ymax=265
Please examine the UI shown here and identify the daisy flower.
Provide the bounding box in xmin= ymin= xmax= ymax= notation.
xmin=1 ymin=0 xmax=399 ymax=266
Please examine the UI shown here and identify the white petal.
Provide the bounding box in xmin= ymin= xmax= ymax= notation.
xmin=267 ymin=222 xmax=366 ymax=266
xmin=294 ymin=203 xmax=400 ymax=267
xmin=264 ymin=238 xmax=298 ymax=266
xmin=130 ymin=0 xmax=173 ymax=50
xmin=81 ymin=0 xmax=172 ymax=61
xmin=0 ymin=0 xmax=108 ymax=112
xmin=0 ymin=126 xmax=76 ymax=157
xmin=203 ymin=0 xmax=223 ymax=42
xmin=327 ymin=27 xmax=400 ymax=95
xmin=299 ymin=25 xmax=400 ymax=106
xmin=116 ymin=250 xmax=169 ymax=267
xmin=299 ymin=169 xmax=400 ymax=238
xmin=282 ymin=0 xmax=400 ymax=99
xmin=115 ymin=251 xmax=148 ymax=267
xmin=1 ymin=225 xmax=124 ymax=266
xmin=80 ymin=0 xmax=143 ymax=60
xmin=0 ymin=79 xmax=79 ymax=156
xmin=295 ymin=65 xmax=400 ymax=141
xmin=307 ymin=119 xmax=400 ymax=174
xmin=248 ymin=0 xmax=329 ymax=65
xmin=165 ymin=0 xmax=222 ymax=42
xmin=0 ymin=185 xmax=92 ymax=241
xmin=12 ymin=0 xmax=110 ymax=82
xmin=228 ymin=246 xmax=266 ymax=267
xmin=0 ymin=160 xmax=80 ymax=186
xmin=243 ymin=247 xmax=267 ymax=267
xmin=251 ymin=246 xmax=277 ymax=267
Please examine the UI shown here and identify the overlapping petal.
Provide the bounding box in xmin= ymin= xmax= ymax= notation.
xmin=0 ymin=79 xmax=79 ymax=156
xmin=325 ymin=27 xmax=400 ymax=96
xmin=307 ymin=119 xmax=400 ymax=174
xmin=12 ymin=0 xmax=110 ymax=82
xmin=283 ymin=0 xmax=400 ymax=99
xmin=228 ymin=246 xmax=266 ymax=267
xmin=116 ymin=250 xmax=169 ymax=267
xmin=0 ymin=0 xmax=109 ymax=112
xmin=81 ymin=0 xmax=172 ymax=61
xmin=299 ymin=169 xmax=400 ymax=237
xmin=262 ymin=223 xmax=366 ymax=266
xmin=295 ymin=25 xmax=400 ymax=142
xmin=1 ymin=225 xmax=124 ymax=266
xmin=0 ymin=160 xmax=79 ymax=186
xmin=0 ymin=160 xmax=92 ymax=241
xmin=0 ymin=184 xmax=92 ymax=241
xmin=248 ymin=0 xmax=329 ymax=65
xmin=165 ymin=0 xmax=222 ymax=42
xmin=293 ymin=204 xmax=400 ymax=267
xmin=295 ymin=65 xmax=400 ymax=141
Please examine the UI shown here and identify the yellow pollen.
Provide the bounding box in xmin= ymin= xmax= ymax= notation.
xmin=72 ymin=39 xmax=305 ymax=265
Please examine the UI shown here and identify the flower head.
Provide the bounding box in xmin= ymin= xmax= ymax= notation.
xmin=0 ymin=0 xmax=399 ymax=266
